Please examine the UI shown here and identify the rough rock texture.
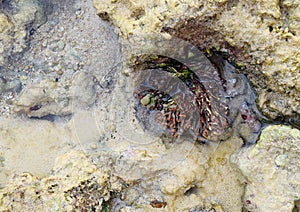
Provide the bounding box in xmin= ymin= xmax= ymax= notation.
xmin=0 ymin=117 xmax=73 ymax=187
xmin=78 ymin=75 xmax=246 ymax=211
xmin=13 ymin=72 xmax=96 ymax=117
xmin=232 ymin=125 xmax=300 ymax=211
xmin=93 ymin=0 xmax=300 ymax=124
xmin=215 ymin=0 xmax=300 ymax=122
xmin=1 ymin=136 xmax=245 ymax=211
xmin=0 ymin=0 xmax=49 ymax=68
xmin=0 ymin=0 xmax=120 ymax=117
xmin=0 ymin=151 xmax=110 ymax=211
xmin=0 ymin=0 xmax=299 ymax=211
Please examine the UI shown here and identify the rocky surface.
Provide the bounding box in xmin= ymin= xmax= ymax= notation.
xmin=0 ymin=0 xmax=49 ymax=68
xmin=0 ymin=0 xmax=120 ymax=117
xmin=0 ymin=151 xmax=110 ymax=211
xmin=0 ymin=138 xmax=246 ymax=211
xmin=0 ymin=117 xmax=74 ymax=188
xmin=0 ymin=0 xmax=299 ymax=211
xmin=232 ymin=125 xmax=300 ymax=211
xmin=93 ymin=0 xmax=300 ymax=124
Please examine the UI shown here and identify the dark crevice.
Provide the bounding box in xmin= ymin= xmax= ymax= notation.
xmin=30 ymin=114 xmax=73 ymax=122
xmin=184 ymin=186 xmax=199 ymax=196
xmin=293 ymin=199 xmax=300 ymax=212
xmin=269 ymin=26 xmax=273 ymax=32
xmin=98 ymin=12 xmax=110 ymax=21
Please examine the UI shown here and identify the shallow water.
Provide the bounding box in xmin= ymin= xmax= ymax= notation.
xmin=0 ymin=0 xmax=290 ymax=211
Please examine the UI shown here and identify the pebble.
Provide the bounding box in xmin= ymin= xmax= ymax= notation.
xmin=56 ymin=69 xmax=63 ymax=75
xmin=54 ymin=64 xmax=62 ymax=72
xmin=275 ymin=154 xmax=288 ymax=167
xmin=90 ymin=143 xmax=97 ymax=149
xmin=0 ymin=78 xmax=22 ymax=93
xmin=140 ymin=94 xmax=151 ymax=106
xmin=75 ymin=9 xmax=85 ymax=19
xmin=42 ymin=40 xmax=48 ymax=47
xmin=57 ymin=41 xmax=65 ymax=51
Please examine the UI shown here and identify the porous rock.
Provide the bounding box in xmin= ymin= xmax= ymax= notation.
xmin=0 ymin=150 xmax=110 ymax=211
xmin=232 ymin=125 xmax=300 ymax=211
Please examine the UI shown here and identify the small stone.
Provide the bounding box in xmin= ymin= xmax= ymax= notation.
xmin=56 ymin=69 xmax=63 ymax=75
xmin=109 ymin=124 xmax=116 ymax=132
xmin=5 ymin=79 xmax=22 ymax=92
xmin=90 ymin=143 xmax=97 ymax=149
xmin=58 ymin=27 xmax=64 ymax=32
xmin=0 ymin=77 xmax=6 ymax=93
xmin=140 ymin=94 xmax=151 ymax=106
xmin=275 ymin=154 xmax=288 ymax=167
xmin=54 ymin=64 xmax=62 ymax=72
xmin=75 ymin=9 xmax=85 ymax=19
xmin=73 ymin=64 xmax=79 ymax=71
xmin=57 ymin=41 xmax=65 ymax=51
xmin=42 ymin=40 xmax=48 ymax=47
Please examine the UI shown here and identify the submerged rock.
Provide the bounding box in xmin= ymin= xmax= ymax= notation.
xmin=0 ymin=151 xmax=110 ymax=211
xmin=0 ymin=0 xmax=50 ymax=68
xmin=13 ymin=80 xmax=72 ymax=117
xmin=13 ymin=73 xmax=96 ymax=117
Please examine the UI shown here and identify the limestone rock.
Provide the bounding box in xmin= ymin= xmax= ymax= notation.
xmin=13 ymin=80 xmax=72 ymax=117
xmin=0 ymin=117 xmax=73 ymax=187
xmin=233 ymin=125 xmax=300 ymax=211
xmin=13 ymin=73 xmax=96 ymax=117
xmin=0 ymin=151 xmax=110 ymax=211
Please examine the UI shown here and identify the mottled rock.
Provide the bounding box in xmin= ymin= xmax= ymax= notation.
xmin=13 ymin=80 xmax=71 ymax=117
xmin=232 ymin=125 xmax=300 ymax=211
xmin=0 ymin=77 xmax=22 ymax=94
xmin=13 ymin=73 xmax=96 ymax=117
xmin=93 ymin=0 xmax=300 ymax=124
xmin=0 ymin=151 xmax=110 ymax=211
xmin=0 ymin=0 xmax=50 ymax=67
